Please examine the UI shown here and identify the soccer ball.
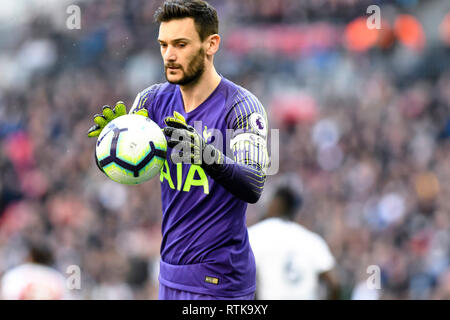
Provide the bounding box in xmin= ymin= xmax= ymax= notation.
xmin=95 ymin=114 xmax=167 ymax=185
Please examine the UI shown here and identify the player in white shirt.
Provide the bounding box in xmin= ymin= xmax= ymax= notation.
xmin=248 ymin=186 xmax=339 ymax=300
xmin=1 ymin=244 xmax=69 ymax=300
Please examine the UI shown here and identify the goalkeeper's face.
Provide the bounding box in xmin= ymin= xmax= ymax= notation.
xmin=158 ymin=18 xmax=208 ymax=86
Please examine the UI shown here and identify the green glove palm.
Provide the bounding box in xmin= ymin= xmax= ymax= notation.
xmin=87 ymin=101 xmax=148 ymax=137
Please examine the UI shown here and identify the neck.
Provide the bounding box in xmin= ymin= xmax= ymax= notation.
xmin=179 ymin=66 xmax=221 ymax=113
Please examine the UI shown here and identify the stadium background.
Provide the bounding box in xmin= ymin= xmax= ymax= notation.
xmin=0 ymin=0 xmax=449 ymax=299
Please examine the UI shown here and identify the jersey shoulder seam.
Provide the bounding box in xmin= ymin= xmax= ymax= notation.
xmin=138 ymin=82 xmax=176 ymax=111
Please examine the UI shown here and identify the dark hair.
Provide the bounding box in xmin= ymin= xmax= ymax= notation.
xmin=29 ymin=243 xmax=54 ymax=266
xmin=154 ymin=0 xmax=219 ymax=41
xmin=275 ymin=186 xmax=303 ymax=218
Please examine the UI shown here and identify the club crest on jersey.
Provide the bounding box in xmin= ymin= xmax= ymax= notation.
xmin=249 ymin=113 xmax=267 ymax=137
xmin=203 ymin=125 xmax=213 ymax=143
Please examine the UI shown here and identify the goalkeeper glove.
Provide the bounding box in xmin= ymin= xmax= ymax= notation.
xmin=163 ymin=111 xmax=223 ymax=167
xmin=87 ymin=101 xmax=148 ymax=137
xmin=88 ymin=101 xmax=148 ymax=174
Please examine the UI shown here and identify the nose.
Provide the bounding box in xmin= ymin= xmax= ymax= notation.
xmin=164 ymin=45 xmax=176 ymax=62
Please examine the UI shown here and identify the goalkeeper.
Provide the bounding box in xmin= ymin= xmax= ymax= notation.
xmin=88 ymin=0 xmax=269 ymax=300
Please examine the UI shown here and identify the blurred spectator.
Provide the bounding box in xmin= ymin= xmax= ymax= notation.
xmin=0 ymin=242 xmax=70 ymax=300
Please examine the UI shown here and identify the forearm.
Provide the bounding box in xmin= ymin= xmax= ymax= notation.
xmin=202 ymin=141 xmax=267 ymax=204
xmin=320 ymin=270 xmax=340 ymax=300
xmin=204 ymin=158 xmax=265 ymax=204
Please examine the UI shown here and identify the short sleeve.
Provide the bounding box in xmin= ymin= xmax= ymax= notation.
xmin=312 ymin=235 xmax=336 ymax=273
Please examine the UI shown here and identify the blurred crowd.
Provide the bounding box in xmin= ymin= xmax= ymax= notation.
xmin=0 ymin=0 xmax=449 ymax=299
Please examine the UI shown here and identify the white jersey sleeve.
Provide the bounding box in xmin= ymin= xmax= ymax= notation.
xmin=310 ymin=233 xmax=335 ymax=274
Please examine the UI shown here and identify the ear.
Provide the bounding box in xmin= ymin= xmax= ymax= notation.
xmin=205 ymin=34 xmax=220 ymax=56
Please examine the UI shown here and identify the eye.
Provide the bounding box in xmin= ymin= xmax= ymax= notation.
xmin=177 ymin=43 xmax=186 ymax=48
xmin=160 ymin=43 xmax=167 ymax=49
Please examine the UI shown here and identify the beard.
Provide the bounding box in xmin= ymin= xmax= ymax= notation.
xmin=165 ymin=48 xmax=205 ymax=86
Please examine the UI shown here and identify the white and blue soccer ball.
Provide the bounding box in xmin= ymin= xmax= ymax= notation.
xmin=95 ymin=114 xmax=167 ymax=185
